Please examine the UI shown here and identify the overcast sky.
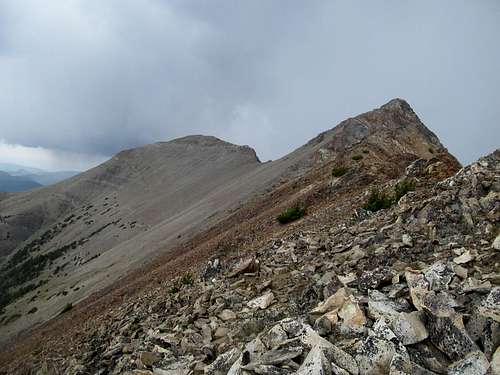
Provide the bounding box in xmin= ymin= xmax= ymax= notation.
xmin=0 ymin=0 xmax=499 ymax=171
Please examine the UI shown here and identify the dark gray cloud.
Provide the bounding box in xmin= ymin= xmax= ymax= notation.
xmin=0 ymin=0 xmax=499 ymax=170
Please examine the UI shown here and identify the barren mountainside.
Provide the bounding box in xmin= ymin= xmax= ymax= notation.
xmin=3 ymin=99 xmax=495 ymax=375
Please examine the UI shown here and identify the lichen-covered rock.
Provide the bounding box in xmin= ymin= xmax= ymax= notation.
xmin=425 ymin=312 xmax=479 ymax=360
xmin=204 ymin=348 xmax=241 ymax=375
xmin=479 ymin=287 xmax=500 ymax=323
xmin=389 ymin=353 xmax=412 ymax=375
xmin=355 ymin=336 xmax=397 ymax=375
xmin=405 ymin=271 xmax=429 ymax=311
xmin=447 ymin=350 xmax=489 ymax=375
xmin=296 ymin=346 xmax=331 ymax=375
xmin=247 ymin=292 xmax=274 ymax=310
xmin=391 ymin=311 xmax=428 ymax=345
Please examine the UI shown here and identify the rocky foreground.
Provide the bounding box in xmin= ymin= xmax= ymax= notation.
xmin=21 ymin=148 xmax=498 ymax=375
xmin=16 ymin=150 xmax=500 ymax=374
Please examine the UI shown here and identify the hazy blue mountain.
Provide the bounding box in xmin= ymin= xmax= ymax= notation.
xmin=0 ymin=162 xmax=45 ymax=175
xmin=0 ymin=171 xmax=43 ymax=192
xmin=0 ymin=163 xmax=78 ymax=187
xmin=26 ymin=171 xmax=78 ymax=185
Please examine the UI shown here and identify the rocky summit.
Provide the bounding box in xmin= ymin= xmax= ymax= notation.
xmin=0 ymin=100 xmax=498 ymax=375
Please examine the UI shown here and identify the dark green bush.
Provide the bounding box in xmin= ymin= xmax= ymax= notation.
xmin=363 ymin=179 xmax=416 ymax=212
xmin=277 ymin=204 xmax=307 ymax=224
xmin=352 ymin=155 xmax=363 ymax=161
xmin=331 ymin=166 xmax=348 ymax=177
xmin=362 ymin=150 xmax=369 ymax=154
xmin=27 ymin=307 xmax=38 ymax=314
xmin=60 ymin=303 xmax=73 ymax=314
xmin=363 ymin=189 xmax=393 ymax=212
xmin=428 ymin=147 xmax=434 ymax=154
xmin=393 ymin=179 xmax=416 ymax=202
xmin=180 ymin=272 xmax=194 ymax=285
xmin=169 ymin=285 xmax=180 ymax=294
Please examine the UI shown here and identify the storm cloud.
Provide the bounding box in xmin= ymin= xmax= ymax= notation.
xmin=0 ymin=0 xmax=499 ymax=170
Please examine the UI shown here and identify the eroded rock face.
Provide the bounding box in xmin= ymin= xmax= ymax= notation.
xmin=21 ymin=150 xmax=500 ymax=375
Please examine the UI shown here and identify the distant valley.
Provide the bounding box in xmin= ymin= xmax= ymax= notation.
xmin=0 ymin=163 xmax=78 ymax=192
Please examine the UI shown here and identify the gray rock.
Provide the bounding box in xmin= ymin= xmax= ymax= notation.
xmin=425 ymin=311 xmax=479 ymax=361
xmin=491 ymin=347 xmax=500 ymax=375
xmin=218 ymin=309 xmax=237 ymax=321
xmin=227 ymin=257 xmax=259 ymax=278
xmin=367 ymin=290 xmax=411 ymax=321
xmin=204 ymin=348 xmax=241 ymax=375
xmin=492 ymin=234 xmax=500 ymax=251
xmin=391 ymin=311 xmax=428 ymax=345
xmin=140 ymin=352 xmax=161 ymax=367
xmin=243 ymin=347 xmax=303 ymax=369
xmin=405 ymin=271 xmax=429 ymax=310
xmin=479 ymin=287 xmax=500 ymax=323
xmin=447 ymin=350 xmax=489 ymax=375
xmin=323 ymin=345 xmax=359 ymax=375
xmin=402 ymin=234 xmax=413 ymax=247
xmin=453 ymin=250 xmax=474 ymax=264
xmin=355 ymin=336 xmax=397 ymax=375
xmin=389 ymin=353 xmax=412 ymax=375
xmin=423 ymin=261 xmax=454 ymax=291
xmin=296 ymin=345 xmax=331 ymax=375
xmin=247 ymin=292 xmax=274 ymax=310
xmin=261 ymin=324 xmax=288 ymax=349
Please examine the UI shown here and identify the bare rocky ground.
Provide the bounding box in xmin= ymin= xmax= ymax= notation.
xmin=0 ymin=100 xmax=498 ymax=374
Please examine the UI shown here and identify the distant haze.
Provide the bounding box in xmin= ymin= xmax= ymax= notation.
xmin=0 ymin=0 xmax=499 ymax=170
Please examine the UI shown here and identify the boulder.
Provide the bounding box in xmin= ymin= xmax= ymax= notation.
xmin=227 ymin=258 xmax=259 ymax=278
xmin=204 ymin=348 xmax=241 ymax=375
xmin=296 ymin=346 xmax=331 ymax=375
xmin=447 ymin=350 xmax=490 ymax=375
xmin=491 ymin=347 xmax=500 ymax=375
xmin=355 ymin=336 xmax=396 ymax=375
xmin=311 ymin=288 xmax=347 ymax=315
xmin=405 ymin=271 xmax=429 ymax=310
xmin=338 ymin=299 xmax=366 ymax=329
xmin=218 ymin=310 xmax=237 ymax=321
xmin=478 ymin=287 xmax=500 ymax=322
xmin=391 ymin=311 xmax=428 ymax=345
xmin=492 ymin=234 xmax=500 ymax=251
xmin=247 ymin=292 xmax=274 ymax=310
xmin=425 ymin=311 xmax=479 ymax=360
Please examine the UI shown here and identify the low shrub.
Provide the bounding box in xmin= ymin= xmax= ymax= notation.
xmin=363 ymin=189 xmax=393 ymax=212
xmin=169 ymin=285 xmax=180 ymax=294
xmin=428 ymin=147 xmax=434 ymax=154
xmin=331 ymin=166 xmax=348 ymax=177
xmin=180 ymin=272 xmax=194 ymax=285
xmin=393 ymin=179 xmax=416 ymax=202
xmin=60 ymin=303 xmax=73 ymax=314
xmin=352 ymin=155 xmax=363 ymax=161
xmin=362 ymin=150 xmax=369 ymax=154
xmin=277 ymin=204 xmax=307 ymax=224
xmin=363 ymin=179 xmax=416 ymax=212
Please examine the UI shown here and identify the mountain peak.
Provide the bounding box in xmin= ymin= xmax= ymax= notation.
xmin=164 ymin=135 xmax=226 ymax=147
xmin=380 ymin=97 xmax=415 ymax=112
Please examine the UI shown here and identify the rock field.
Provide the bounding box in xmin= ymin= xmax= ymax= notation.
xmin=26 ymin=150 xmax=499 ymax=375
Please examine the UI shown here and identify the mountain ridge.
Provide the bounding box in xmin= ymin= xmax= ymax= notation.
xmin=0 ymin=99 xmax=461 ymax=349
